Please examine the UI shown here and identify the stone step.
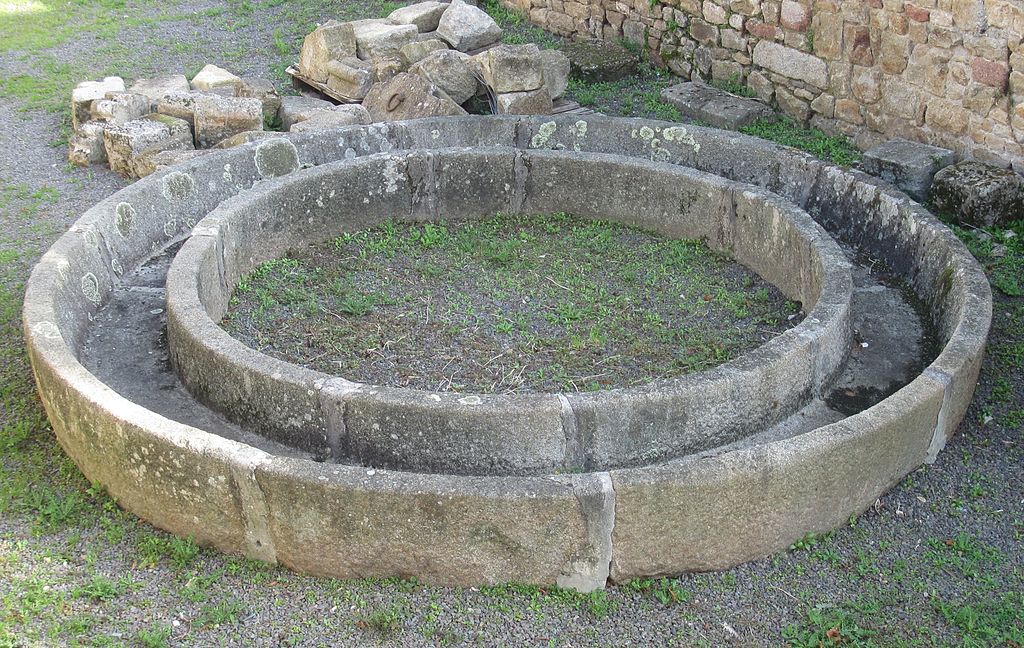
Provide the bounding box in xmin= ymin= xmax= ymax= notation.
xmin=660 ymin=81 xmax=773 ymax=130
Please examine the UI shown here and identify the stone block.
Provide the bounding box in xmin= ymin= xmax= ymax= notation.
xmin=399 ymin=38 xmax=449 ymax=66
xmin=372 ymin=56 xmax=406 ymax=83
xmin=103 ymin=117 xmax=176 ymax=177
xmin=437 ymin=0 xmax=502 ymax=52
xmin=326 ymin=57 xmax=374 ymax=99
xmin=562 ymin=40 xmax=637 ymax=82
xmin=363 ymin=73 xmax=467 ymax=121
xmin=155 ymin=92 xmax=202 ymax=129
xmin=134 ymin=149 xmax=211 ymax=178
xmin=211 ymin=131 xmax=280 ymax=149
xmin=278 ymin=95 xmax=337 ymax=130
xmin=495 ymin=88 xmax=553 ymax=114
xmin=660 ymin=82 xmax=773 ymax=130
xmin=68 ymin=121 xmax=109 ymax=167
xmin=409 ymin=50 xmax=480 ymax=105
xmin=539 ymin=49 xmax=570 ymax=99
xmin=862 ymin=139 xmax=955 ymax=202
xmin=752 ymin=40 xmax=828 ymax=88
xmin=90 ymin=92 xmax=152 ymax=125
xmin=353 ymin=20 xmax=419 ymax=59
xmin=289 ymin=105 xmax=372 ymax=132
xmin=71 ymin=76 xmax=125 ymax=130
xmin=387 ymin=1 xmax=449 ymax=32
xmin=128 ymin=75 xmax=190 ymax=101
xmin=190 ymin=64 xmax=241 ymax=91
xmin=299 ymin=22 xmax=358 ymax=83
xmin=192 ymin=95 xmax=263 ymax=148
xmin=475 ymin=44 xmax=544 ymax=93
xmin=235 ymin=77 xmax=281 ymax=123
xmin=931 ymin=160 xmax=1024 ymax=227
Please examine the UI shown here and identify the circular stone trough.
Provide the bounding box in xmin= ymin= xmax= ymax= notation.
xmin=165 ymin=148 xmax=853 ymax=476
xmin=24 ymin=116 xmax=991 ymax=591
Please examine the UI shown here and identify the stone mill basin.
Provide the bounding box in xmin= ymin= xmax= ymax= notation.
xmin=23 ymin=116 xmax=990 ymax=591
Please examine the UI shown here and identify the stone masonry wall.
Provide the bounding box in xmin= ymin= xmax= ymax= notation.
xmin=503 ymin=0 xmax=1024 ymax=173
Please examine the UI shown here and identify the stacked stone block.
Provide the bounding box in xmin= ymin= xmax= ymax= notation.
xmin=505 ymin=0 xmax=1024 ymax=173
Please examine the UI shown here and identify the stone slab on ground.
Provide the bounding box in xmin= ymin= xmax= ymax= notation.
xmin=71 ymin=76 xmax=125 ymax=129
xmin=192 ymin=95 xmax=263 ymax=148
xmin=660 ymin=82 xmax=774 ymax=130
xmin=931 ymin=160 xmax=1024 ymax=227
xmin=289 ymin=105 xmax=371 ymax=132
xmin=861 ymin=139 xmax=955 ymax=202
xmin=190 ymin=64 xmax=240 ymax=91
xmin=387 ymin=1 xmax=448 ymax=32
xmin=128 ymin=75 xmax=190 ymax=101
xmin=278 ymin=95 xmax=337 ymax=130
xmin=299 ymin=22 xmax=358 ymax=83
xmin=363 ymin=72 xmax=467 ymax=121
xmin=437 ymin=0 xmax=502 ymax=52
xmin=562 ymin=40 xmax=637 ymax=83
xmin=102 ymin=117 xmax=175 ymax=176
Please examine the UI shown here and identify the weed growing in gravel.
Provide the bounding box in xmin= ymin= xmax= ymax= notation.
xmin=741 ymin=118 xmax=861 ymax=166
xmin=136 ymin=622 xmax=173 ymax=648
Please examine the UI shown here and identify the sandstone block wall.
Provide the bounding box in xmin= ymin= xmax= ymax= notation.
xmin=504 ymin=0 xmax=1024 ymax=172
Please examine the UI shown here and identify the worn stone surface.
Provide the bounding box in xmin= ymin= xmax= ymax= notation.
xmin=437 ymin=0 xmax=502 ymax=52
xmin=661 ymin=81 xmax=773 ymax=129
xmin=752 ymin=41 xmax=829 ymax=88
xmin=363 ymin=72 xmax=467 ymax=121
xmin=90 ymin=92 xmax=152 ymax=124
xmin=496 ymin=88 xmax=553 ymax=114
xmin=193 ymin=95 xmax=264 ymax=148
xmin=475 ymin=44 xmax=544 ymax=93
xmin=235 ymin=77 xmax=281 ymax=122
xmin=289 ymin=105 xmax=372 ymax=131
xmin=539 ymin=49 xmax=570 ymax=99
xmin=71 ymin=76 xmax=125 ymax=129
xmin=563 ymin=40 xmax=637 ymax=82
xmin=278 ymin=95 xmax=337 ymax=130
xmin=299 ymin=22 xmax=358 ymax=83
xmin=155 ymin=92 xmax=202 ymax=128
xmin=387 ymin=1 xmax=449 ymax=32
xmin=211 ymin=130 xmax=280 ymax=149
xmin=931 ymin=160 xmax=1024 ymax=227
xmin=134 ymin=149 xmax=211 ymax=177
xmin=325 ymin=57 xmax=374 ymax=99
xmin=399 ymin=38 xmax=449 ymax=66
xmin=409 ymin=49 xmax=479 ymax=105
xmin=68 ymin=121 xmax=109 ymax=166
xmin=128 ymin=74 xmax=190 ymax=101
xmin=190 ymin=64 xmax=241 ymax=91
xmin=102 ymin=118 xmax=174 ymax=177
xmin=862 ymin=139 xmax=956 ymax=202
xmin=353 ymin=20 xmax=419 ymax=60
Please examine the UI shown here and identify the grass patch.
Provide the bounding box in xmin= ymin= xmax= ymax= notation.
xmin=741 ymin=117 xmax=861 ymax=166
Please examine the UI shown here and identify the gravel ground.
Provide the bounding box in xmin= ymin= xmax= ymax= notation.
xmin=0 ymin=1 xmax=1021 ymax=646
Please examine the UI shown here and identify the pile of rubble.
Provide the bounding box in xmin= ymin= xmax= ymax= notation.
xmin=67 ymin=0 xmax=572 ymax=179
xmin=296 ymin=0 xmax=570 ymax=119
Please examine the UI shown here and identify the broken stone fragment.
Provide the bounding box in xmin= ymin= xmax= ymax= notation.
xmin=128 ymin=74 xmax=190 ymax=101
xmin=103 ymin=116 xmax=180 ymax=177
xmin=156 ymin=92 xmax=201 ymax=129
xmin=90 ymin=92 xmax=152 ymax=125
xmin=190 ymin=64 xmax=241 ymax=91
xmin=387 ymin=1 xmax=449 ymax=32
xmin=410 ymin=49 xmax=479 ymax=105
xmin=437 ymin=0 xmax=502 ymax=52
xmin=539 ymin=49 xmax=570 ymax=99
xmin=475 ymin=44 xmax=544 ymax=93
xmin=353 ymin=20 xmax=420 ymax=60
xmin=289 ymin=105 xmax=372 ymax=132
xmin=495 ymin=88 xmax=553 ymax=115
xmin=134 ymin=149 xmax=212 ymax=178
xmin=362 ymin=72 xmax=467 ymax=122
xmin=192 ymin=95 xmax=263 ymax=148
xmin=299 ymin=21 xmax=358 ymax=83
xmin=931 ymin=160 xmax=1024 ymax=227
xmin=326 ymin=57 xmax=374 ymax=99
xmin=372 ymin=56 xmax=407 ymax=84
xmin=212 ymin=130 xmax=281 ymax=149
xmin=235 ymin=77 xmax=282 ymax=123
xmin=278 ymin=95 xmax=337 ymax=130
xmin=71 ymin=76 xmax=125 ymax=130
xmin=399 ymin=38 xmax=449 ymax=67
xmin=68 ymin=121 xmax=109 ymax=166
